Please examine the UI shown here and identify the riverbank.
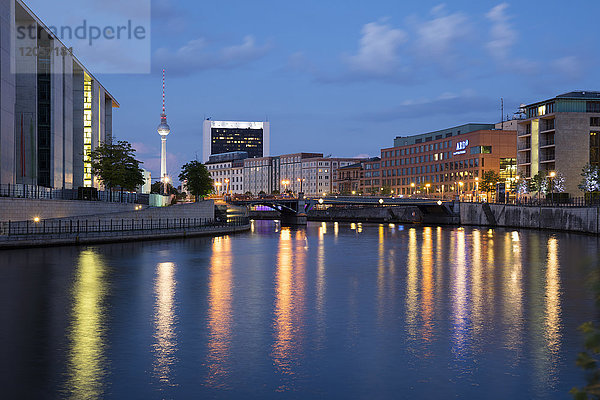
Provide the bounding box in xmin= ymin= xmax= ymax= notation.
xmin=0 ymin=223 xmax=250 ymax=249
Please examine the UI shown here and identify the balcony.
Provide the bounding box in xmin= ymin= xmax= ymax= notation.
xmin=540 ymin=139 xmax=555 ymax=147
xmin=517 ymin=155 xmax=531 ymax=165
xmin=518 ymin=129 xmax=532 ymax=137
xmin=540 ymin=152 xmax=555 ymax=162
xmin=518 ymin=142 xmax=531 ymax=151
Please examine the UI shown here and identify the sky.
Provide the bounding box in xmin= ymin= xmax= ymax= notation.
xmin=25 ymin=0 xmax=600 ymax=183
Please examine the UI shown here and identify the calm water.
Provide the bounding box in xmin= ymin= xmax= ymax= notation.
xmin=0 ymin=221 xmax=598 ymax=399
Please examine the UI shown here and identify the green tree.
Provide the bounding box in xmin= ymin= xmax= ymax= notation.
xmin=151 ymin=181 xmax=178 ymax=195
xmin=178 ymin=160 xmax=213 ymax=201
xmin=480 ymin=170 xmax=500 ymax=199
xmin=90 ymin=140 xmax=145 ymax=198
xmin=571 ymin=271 xmax=600 ymax=399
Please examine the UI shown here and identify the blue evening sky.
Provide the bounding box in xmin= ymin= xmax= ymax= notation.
xmin=27 ymin=0 xmax=600 ymax=181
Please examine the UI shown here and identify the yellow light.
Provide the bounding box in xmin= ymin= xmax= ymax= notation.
xmin=323 ymin=192 xmax=327 ymax=196
xmin=459 ymin=181 xmax=464 ymax=187
xmin=33 ymin=217 xmax=40 ymax=223
xmin=351 ymin=191 xmax=356 ymax=195
xmin=411 ymin=183 xmax=415 ymax=187
xmin=318 ymin=198 xmax=324 ymax=204
xmin=378 ymin=198 xmax=384 ymax=204
xmin=437 ymin=200 xmax=442 ymax=205
xmin=425 ymin=183 xmax=431 ymax=188
xmin=475 ymin=177 xmax=479 ymax=181
xmin=549 ymin=171 xmax=556 ymax=178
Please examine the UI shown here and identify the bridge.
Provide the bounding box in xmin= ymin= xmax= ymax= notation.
xmin=231 ymin=196 xmax=459 ymax=225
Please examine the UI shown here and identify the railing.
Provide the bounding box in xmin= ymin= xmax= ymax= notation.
xmin=540 ymin=153 xmax=556 ymax=162
xmin=0 ymin=184 xmax=148 ymax=204
xmin=540 ymin=139 xmax=555 ymax=147
xmin=463 ymin=197 xmax=600 ymax=208
xmin=0 ymin=216 xmax=249 ymax=238
xmin=517 ymin=143 xmax=531 ymax=150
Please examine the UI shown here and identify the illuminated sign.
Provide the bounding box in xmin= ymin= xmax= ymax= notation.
xmin=453 ymin=139 xmax=469 ymax=156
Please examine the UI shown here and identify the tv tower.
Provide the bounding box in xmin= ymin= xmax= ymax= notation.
xmin=157 ymin=69 xmax=171 ymax=195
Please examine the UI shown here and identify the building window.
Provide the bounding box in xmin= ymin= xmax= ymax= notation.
xmin=591 ymin=117 xmax=600 ymax=127
xmin=587 ymin=102 xmax=600 ymax=113
xmin=591 ymin=132 xmax=600 ymax=167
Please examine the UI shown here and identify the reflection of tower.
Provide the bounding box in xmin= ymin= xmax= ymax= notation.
xmin=157 ymin=69 xmax=171 ymax=195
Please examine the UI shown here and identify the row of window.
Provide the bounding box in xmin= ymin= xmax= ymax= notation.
xmin=382 ymin=158 xmax=483 ymax=177
xmin=382 ymin=141 xmax=453 ymax=158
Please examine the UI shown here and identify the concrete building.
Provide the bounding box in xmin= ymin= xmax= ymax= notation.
xmin=138 ymin=169 xmax=151 ymax=194
xmin=517 ymin=91 xmax=600 ymax=195
xmin=243 ymin=156 xmax=280 ymax=195
xmin=206 ymin=151 xmax=248 ymax=195
xmin=381 ymin=124 xmax=517 ymax=199
xmin=202 ymin=120 xmax=270 ymax=162
xmin=279 ymin=152 xmax=323 ymax=194
xmin=1 ymin=0 xmax=118 ymax=189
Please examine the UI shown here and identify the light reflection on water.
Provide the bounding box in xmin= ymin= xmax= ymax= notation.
xmin=2 ymin=222 xmax=597 ymax=399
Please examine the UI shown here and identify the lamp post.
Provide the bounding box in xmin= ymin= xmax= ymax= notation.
xmin=297 ymin=178 xmax=304 ymax=195
xmin=425 ymin=183 xmax=431 ymax=197
xmin=410 ymin=182 xmax=415 ymax=197
xmin=459 ymin=181 xmax=464 ymax=201
xmin=281 ymin=180 xmax=290 ymax=194
xmin=515 ymin=175 xmax=520 ymax=203
xmin=163 ymin=176 xmax=170 ymax=195
xmin=224 ymin=178 xmax=230 ymax=195
xmin=475 ymin=177 xmax=479 ymax=202
xmin=215 ymin=181 xmax=222 ymax=196
xmin=549 ymin=171 xmax=556 ymax=203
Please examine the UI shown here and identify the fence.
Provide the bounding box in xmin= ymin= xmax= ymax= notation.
xmin=0 ymin=216 xmax=249 ymax=238
xmin=0 ymin=184 xmax=149 ymax=205
xmin=465 ymin=196 xmax=600 ymax=208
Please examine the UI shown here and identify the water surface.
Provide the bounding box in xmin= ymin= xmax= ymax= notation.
xmin=0 ymin=221 xmax=598 ymax=399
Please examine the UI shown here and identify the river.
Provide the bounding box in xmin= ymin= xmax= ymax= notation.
xmin=0 ymin=221 xmax=598 ymax=399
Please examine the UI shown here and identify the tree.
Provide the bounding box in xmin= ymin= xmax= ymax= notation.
xmin=579 ymin=164 xmax=600 ymax=193
xmin=90 ymin=140 xmax=145 ymax=198
xmin=531 ymin=171 xmax=548 ymax=200
xmin=480 ymin=170 xmax=500 ymax=199
xmin=178 ymin=160 xmax=213 ymax=201
xmin=151 ymin=181 xmax=178 ymax=195
xmin=571 ymin=270 xmax=600 ymax=399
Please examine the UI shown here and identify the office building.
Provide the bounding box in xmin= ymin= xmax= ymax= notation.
xmin=202 ymin=120 xmax=270 ymax=162
xmin=279 ymin=152 xmax=323 ymax=193
xmin=381 ymin=124 xmax=516 ymax=199
xmin=301 ymin=157 xmax=366 ymax=196
xmin=206 ymin=151 xmax=248 ymax=195
xmin=1 ymin=0 xmax=118 ymax=189
xmin=243 ymin=156 xmax=280 ymax=195
xmin=517 ymin=91 xmax=600 ymax=194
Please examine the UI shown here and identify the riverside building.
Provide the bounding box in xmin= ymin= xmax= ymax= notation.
xmin=202 ymin=120 xmax=270 ymax=162
xmin=380 ymin=123 xmax=517 ymax=199
xmin=517 ymin=91 xmax=600 ymax=195
xmin=206 ymin=151 xmax=248 ymax=195
xmin=0 ymin=0 xmax=118 ymax=189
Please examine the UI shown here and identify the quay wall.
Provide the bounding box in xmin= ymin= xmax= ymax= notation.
xmin=460 ymin=203 xmax=600 ymax=234
xmin=0 ymin=199 xmax=214 ymax=222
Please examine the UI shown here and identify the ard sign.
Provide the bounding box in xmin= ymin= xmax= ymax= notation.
xmin=453 ymin=140 xmax=469 ymax=155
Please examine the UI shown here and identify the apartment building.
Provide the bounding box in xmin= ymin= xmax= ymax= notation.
xmin=243 ymin=156 xmax=280 ymax=195
xmin=337 ymin=157 xmax=382 ymax=194
xmin=301 ymin=157 xmax=366 ymax=196
xmin=279 ymin=152 xmax=323 ymax=194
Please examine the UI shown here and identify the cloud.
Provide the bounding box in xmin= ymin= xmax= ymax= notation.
xmin=485 ymin=3 xmax=516 ymax=61
xmin=416 ymin=5 xmax=469 ymax=60
xmin=345 ymin=21 xmax=408 ymax=76
xmin=362 ymin=91 xmax=497 ymax=121
xmin=155 ymin=35 xmax=270 ymax=76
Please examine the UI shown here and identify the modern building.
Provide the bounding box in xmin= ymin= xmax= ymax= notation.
xmin=381 ymin=124 xmax=517 ymax=199
xmin=243 ymin=155 xmax=280 ymax=195
xmin=138 ymin=169 xmax=152 ymax=194
xmin=1 ymin=0 xmax=118 ymax=189
xmin=206 ymin=151 xmax=248 ymax=195
xmin=279 ymin=152 xmax=323 ymax=194
xmin=202 ymin=120 xmax=270 ymax=162
xmin=516 ymin=91 xmax=600 ymax=194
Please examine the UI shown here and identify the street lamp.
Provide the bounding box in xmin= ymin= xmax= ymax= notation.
xmin=410 ymin=182 xmax=415 ymax=196
xmin=458 ymin=181 xmax=464 ymax=201
xmin=549 ymin=171 xmax=556 ymax=203
xmin=224 ymin=178 xmax=230 ymax=195
xmin=215 ymin=181 xmax=222 ymax=196
xmin=163 ymin=176 xmax=170 ymax=195
xmin=425 ymin=183 xmax=431 ymax=196
xmin=281 ymin=180 xmax=290 ymax=193
xmin=297 ymin=178 xmax=305 ymax=194
xmin=475 ymin=177 xmax=479 ymax=202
